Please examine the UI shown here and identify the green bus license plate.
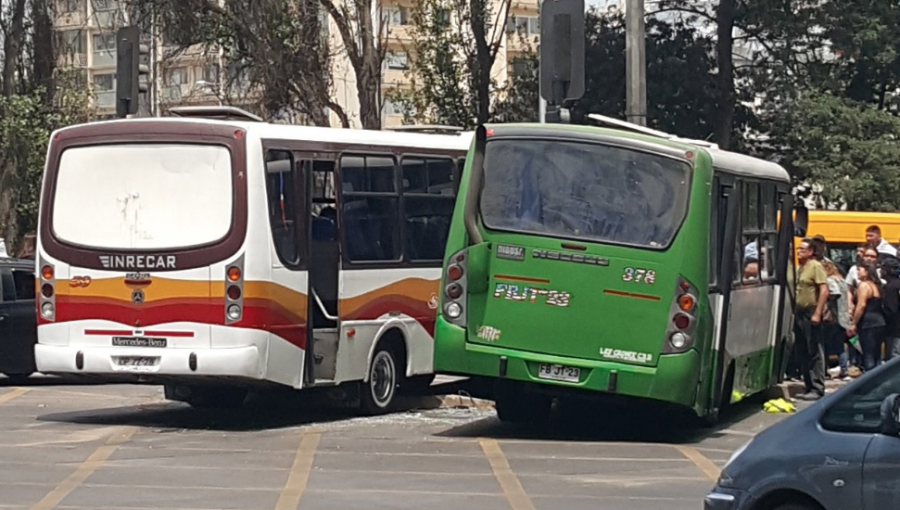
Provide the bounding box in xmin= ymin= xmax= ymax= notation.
xmin=538 ymin=363 xmax=580 ymax=382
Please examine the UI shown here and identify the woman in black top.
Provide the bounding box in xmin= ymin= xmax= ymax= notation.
xmin=849 ymin=261 xmax=886 ymax=372
xmin=880 ymin=257 xmax=900 ymax=361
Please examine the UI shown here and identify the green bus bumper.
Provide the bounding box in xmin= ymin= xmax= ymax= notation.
xmin=434 ymin=317 xmax=701 ymax=408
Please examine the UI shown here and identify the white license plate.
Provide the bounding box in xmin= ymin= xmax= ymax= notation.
xmin=538 ymin=363 xmax=580 ymax=382
xmin=115 ymin=356 xmax=159 ymax=371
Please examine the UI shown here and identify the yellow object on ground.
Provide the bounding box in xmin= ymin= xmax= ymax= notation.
xmin=763 ymin=398 xmax=796 ymax=414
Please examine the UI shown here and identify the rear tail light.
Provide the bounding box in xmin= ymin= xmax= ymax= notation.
xmin=38 ymin=259 xmax=55 ymax=322
xmin=663 ymin=276 xmax=699 ymax=354
xmin=224 ymin=256 xmax=244 ymax=324
xmin=443 ymin=249 xmax=468 ymax=326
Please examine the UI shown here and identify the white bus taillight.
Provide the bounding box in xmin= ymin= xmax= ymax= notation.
xmin=443 ymin=250 xmax=468 ymax=325
xmin=224 ymin=255 xmax=244 ymax=325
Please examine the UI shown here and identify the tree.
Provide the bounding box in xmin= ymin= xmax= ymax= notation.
xmin=136 ymin=0 xmax=344 ymax=126
xmin=770 ymin=91 xmax=900 ymax=211
xmin=389 ymin=0 xmax=512 ymax=128
xmin=573 ymin=10 xmax=739 ymax=143
xmin=318 ymin=0 xmax=387 ymax=129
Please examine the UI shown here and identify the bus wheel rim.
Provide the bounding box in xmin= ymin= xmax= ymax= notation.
xmin=371 ymin=351 xmax=395 ymax=407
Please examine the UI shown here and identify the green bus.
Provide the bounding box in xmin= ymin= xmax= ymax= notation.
xmin=434 ymin=121 xmax=807 ymax=423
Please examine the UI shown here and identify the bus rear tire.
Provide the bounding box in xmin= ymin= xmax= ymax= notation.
xmin=359 ymin=346 xmax=399 ymax=415
xmin=494 ymin=381 xmax=551 ymax=424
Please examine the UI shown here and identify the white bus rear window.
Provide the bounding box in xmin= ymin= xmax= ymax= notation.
xmin=52 ymin=144 xmax=233 ymax=250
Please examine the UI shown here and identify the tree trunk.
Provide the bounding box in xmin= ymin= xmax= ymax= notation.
xmin=470 ymin=0 xmax=492 ymax=125
xmin=354 ymin=0 xmax=382 ymax=129
xmin=715 ymin=0 xmax=736 ymax=149
xmin=2 ymin=0 xmax=28 ymax=98
xmin=32 ymin=0 xmax=56 ymax=103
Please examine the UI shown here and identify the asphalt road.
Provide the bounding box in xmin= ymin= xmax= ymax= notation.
xmin=0 ymin=376 xmax=810 ymax=510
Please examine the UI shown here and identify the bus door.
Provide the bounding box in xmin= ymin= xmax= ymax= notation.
xmin=303 ymin=154 xmax=340 ymax=384
xmin=710 ymin=177 xmax=740 ymax=414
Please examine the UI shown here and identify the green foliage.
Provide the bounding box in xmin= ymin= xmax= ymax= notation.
xmin=771 ymin=91 xmax=900 ymax=211
xmin=0 ymin=69 xmax=94 ymax=248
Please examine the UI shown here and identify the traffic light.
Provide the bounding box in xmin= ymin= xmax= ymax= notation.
xmin=116 ymin=25 xmax=150 ymax=118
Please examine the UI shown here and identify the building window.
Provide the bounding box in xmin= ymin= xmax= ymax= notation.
xmin=165 ymin=67 xmax=187 ymax=86
xmin=383 ymin=99 xmax=405 ymax=117
xmin=386 ymin=51 xmax=409 ymax=70
xmin=92 ymin=33 xmax=116 ymax=54
xmin=202 ymin=63 xmax=219 ymax=83
xmin=59 ymin=0 xmax=84 ymax=13
xmin=507 ymin=15 xmax=539 ymax=35
xmin=57 ymin=30 xmax=86 ymax=54
xmin=92 ymin=73 xmax=114 ymax=91
xmin=383 ymin=6 xmax=410 ymax=26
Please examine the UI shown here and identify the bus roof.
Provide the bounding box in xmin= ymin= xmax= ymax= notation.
xmin=52 ymin=117 xmax=475 ymax=152
xmin=484 ymin=122 xmax=791 ymax=183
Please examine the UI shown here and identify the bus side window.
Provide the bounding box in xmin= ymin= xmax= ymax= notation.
xmin=760 ymin=183 xmax=778 ymax=281
xmin=709 ymin=176 xmax=720 ymax=287
xmin=740 ymin=182 xmax=761 ymax=284
xmin=265 ymin=150 xmax=302 ymax=267
xmin=402 ymin=157 xmax=455 ymax=263
xmin=340 ymin=154 xmax=401 ymax=262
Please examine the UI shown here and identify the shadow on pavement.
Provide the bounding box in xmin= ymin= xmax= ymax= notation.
xmin=436 ymin=392 xmax=776 ymax=445
xmin=31 ymin=380 xmax=483 ymax=433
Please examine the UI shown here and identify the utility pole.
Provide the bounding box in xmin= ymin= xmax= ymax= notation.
xmin=538 ymin=0 xmax=546 ymax=123
xmin=625 ymin=0 xmax=646 ymax=126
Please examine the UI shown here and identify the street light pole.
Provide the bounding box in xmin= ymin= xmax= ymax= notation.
xmin=625 ymin=0 xmax=646 ymax=126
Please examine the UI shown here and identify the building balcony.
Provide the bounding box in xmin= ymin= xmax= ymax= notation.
xmin=58 ymin=53 xmax=88 ymax=68
xmin=95 ymin=90 xmax=115 ymax=109
xmin=54 ymin=10 xmax=87 ymax=28
xmin=90 ymin=9 xmax=122 ymax=29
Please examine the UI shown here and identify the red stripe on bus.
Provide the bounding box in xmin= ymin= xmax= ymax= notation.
xmin=84 ymin=329 xmax=134 ymax=336
xmin=603 ymin=289 xmax=661 ymax=301
xmin=494 ymin=274 xmax=552 ymax=284
xmin=143 ymin=330 xmax=195 ymax=337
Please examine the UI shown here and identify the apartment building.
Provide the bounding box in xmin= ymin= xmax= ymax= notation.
xmin=54 ymin=0 xmax=539 ymax=126
xmin=329 ymin=0 xmax=540 ymax=128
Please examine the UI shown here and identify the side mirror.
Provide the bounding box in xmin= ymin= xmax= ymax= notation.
xmin=794 ymin=205 xmax=809 ymax=238
xmin=880 ymin=393 xmax=900 ymax=436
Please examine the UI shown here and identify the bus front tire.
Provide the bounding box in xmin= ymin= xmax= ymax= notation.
xmin=359 ymin=346 xmax=399 ymax=415
xmin=494 ymin=381 xmax=551 ymax=424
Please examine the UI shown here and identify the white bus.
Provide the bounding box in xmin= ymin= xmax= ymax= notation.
xmin=34 ymin=107 xmax=473 ymax=413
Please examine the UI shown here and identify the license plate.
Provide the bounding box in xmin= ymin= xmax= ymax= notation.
xmin=112 ymin=337 xmax=167 ymax=348
xmin=538 ymin=363 xmax=580 ymax=382
xmin=115 ymin=356 xmax=159 ymax=368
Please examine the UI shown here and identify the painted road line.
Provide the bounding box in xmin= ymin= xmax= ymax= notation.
xmin=28 ymin=426 xmax=139 ymax=510
xmin=480 ymin=439 xmax=537 ymax=510
xmin=274 ymin=429 xmax=322 ymax=510
xmin=675 ymin=445 xmax=721 ymax=481
xmin=0 ymin=388 xmax=28 ymax=405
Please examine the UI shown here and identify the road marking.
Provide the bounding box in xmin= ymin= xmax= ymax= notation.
xmin=0 ymin=387 xmax=28 ymax=405
xmin=274 ymin=429 xmax=321 ymax=510
xmin=480 ymin=439 xmax=537 ymax=510
xmin=28 ymin=426 xmax=138 ymax=510
xmin=675 ymin=445 xmax=721 ymax=481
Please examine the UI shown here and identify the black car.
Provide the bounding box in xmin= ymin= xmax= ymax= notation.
xmin=0 ymin=258 xmax=36 ymax=380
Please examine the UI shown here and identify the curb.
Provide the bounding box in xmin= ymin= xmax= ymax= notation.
xmin=396 ymin=393 xmax=495 ymax=411
xmin=766 ymin=379 xmax=847 ymax=401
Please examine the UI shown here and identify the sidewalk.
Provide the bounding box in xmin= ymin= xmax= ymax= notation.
xmin=768 ymin=377 xmax=851 ymax=401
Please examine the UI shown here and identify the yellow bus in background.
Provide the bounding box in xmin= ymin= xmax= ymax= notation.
xmin=800 ymin=211 xmax=900 ymax=275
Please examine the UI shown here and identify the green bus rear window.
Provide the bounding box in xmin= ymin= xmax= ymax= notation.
xmin=480 ymin=139 xmax=691 ymax=249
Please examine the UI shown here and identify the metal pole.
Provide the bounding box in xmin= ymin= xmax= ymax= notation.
xmin=625 ymin=0 xmax=646 ymax=126
xmin=538 ymin=0 xmax=546 ymax=123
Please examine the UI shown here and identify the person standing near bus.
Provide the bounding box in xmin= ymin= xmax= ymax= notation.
xmin=848 ymin=261 xmax=886 ymax=372
xmin=795 ymin=239 xmax=830 ymax=400
xmin=880 ymin=257 xmax=900 ymax=361
xmin=866 ymin=225 xmax=898 ymax=259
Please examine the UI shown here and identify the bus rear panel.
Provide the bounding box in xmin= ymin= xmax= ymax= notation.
xmin=435 ymin=125 xmax=716 ymax=415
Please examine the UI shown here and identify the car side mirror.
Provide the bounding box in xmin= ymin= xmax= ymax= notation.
xmin=880 ymin=393 xmax=900 ymax=436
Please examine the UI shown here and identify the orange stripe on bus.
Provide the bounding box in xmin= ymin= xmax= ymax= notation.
xmin=494 ymin=274 xmax=551 ymax=284
xmin=603 ymin=289 xmax=661 ymax=301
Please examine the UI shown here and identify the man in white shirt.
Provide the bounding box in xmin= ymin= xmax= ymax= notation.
xmin=866 ymin=225 xmax=898 ymax=257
